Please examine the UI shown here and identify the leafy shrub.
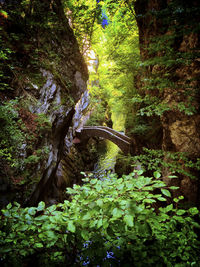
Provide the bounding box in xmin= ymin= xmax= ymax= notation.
xmin=0 ymin=171 xmax=199 ymax=266
xmin=34 ymin=113 xmax=52 ymax=133
xmin=132 ymin=148 xmax=200 ymax=179
xmin=0 ymin=99 xmax=25 ymax=166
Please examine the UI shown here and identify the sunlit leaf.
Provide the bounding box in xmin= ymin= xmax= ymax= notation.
xmin=67 ymin=221 xmax=76 ymax=233
xmin=153 ymin=171 xmax=161 ymax=179
xmin=124 ymin=214 xmax=134 ymax=227
xmin=161 ymin=189 xmax=171 ymax=197
xmin=37 ymin=201 xmax=45 ymax=211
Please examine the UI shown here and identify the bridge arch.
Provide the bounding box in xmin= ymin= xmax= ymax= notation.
xmin=75 ymin=126 xmax=132 ymax=154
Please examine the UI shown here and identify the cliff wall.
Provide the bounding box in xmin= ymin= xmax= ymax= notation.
xmin=134 ymin=0 xmax=200 ymax=203
xmin=0 ymin=0 xmax=88 ymax=206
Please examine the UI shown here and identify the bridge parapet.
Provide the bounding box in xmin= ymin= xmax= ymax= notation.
xmin=75 ymin=126 xmax=133 ymax=154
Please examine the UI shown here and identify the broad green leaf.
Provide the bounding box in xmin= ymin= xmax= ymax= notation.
xmin=144 ymin=199 xmax=156 ymax=204
xmin=37 ymin=201 xmax=45 ymax=211
xmin=38 ymin=233 xmax=45 ymax=239
xmin=90 ymin=179 xmax=97 ymax=185
xmin=157 ymin=197 xmax=166 ymax=201
xmin=2 ymin=210 xmax=10 ymax=217
xmin=34 ymin=243 xmax=43 ymax=248
xmin=135 ymin=170 xmax=144 ymax=175
xmin=95 ymin=183 xmax=102 ymax=192
xmin=82 ymin=177 xmax=89 ymax=182
xmin=35 ymin=215 xmax=48 ymax=221
xmin=47 ymin=205 xmax=57 ymax=212
xmin=169 ymin=186 xmax=179 ymax=190
xmin=176 ymin=209 xmax=186 ymax=216
xmin=173 ymin=215 xmax=185 ymax=223
xmin=20 ymin=250 xmax=28 ymax=256
xmin=41 ymin=223 xmax=55 ymax=230
xmin=117 ymin=184 xmax=124 ymax=190
xmin=18 ymin=225 xmax=28 ymax=231
xmin=165 ymin=204 xmax=173 ymax=212
xmin=82 ymin=212 xmax=92 ymax=220
xmin=117 ymin=178 xmax=123 ymax=184
xmin=28 ymin=207 xmax=36 ymax=215
xmin=46 ymin=230 xmax=57 ymax=239
xmin=49 ymin=216 xmax=58 ymax=223
xmin=6 ymin=203 xmax=12 ymax=209
xmin=97 ymin=199 xmax=103 ymax=207
xmin=142 ymin=186 xmax=154 ymax=191
xmin=81 ymin=230 xmax=90 ymax=240
xmin=13 ymin=202 xmax=20 ymax=208
xmin=125 ymin=181 xmax=134 ymax=189
xmin=153 ymin=171 xmax=161 ymax=179
xmin=191 ymin=222 xmax=200 ymax=228
xmin=124 ymin=214 xmax=134 ymax=227
xmin=112 ymin=208 xmax=123 ymax=218
xmin=25 ymin=214 xmax=32 ymax=221
xmin=153 ymin=182 xmax=166 ymax=188
xmin=66 ymin=188 xmax=76 ymax=194
xmin=168 ymin=175 xmax=178 ymax=179
xmin=97 ymin=218 xmax=103 ymax=229
xmin=64 ymin=200 xmax=70 ymax=206
xmin=135 ymin=178 xmax=152 ymax=188
xmin=135 ymin=206 xmax=144 ymax=213
xmin=161 ymin=189 xmax=171 ymax=197
xmin=120 ymin=200 xmax=128 ymax=207
xmin=90 ymin=219 xmax=97 ymax=227
xmin=88 ymin=202 xmax=96 ymax=209
xmin=189 ymin=207 xmax=199 ymax=216
xmin=103 ymin=218 xmax=109 ymax=229
xmin=67 ymin=221 xmax=76 ymax=233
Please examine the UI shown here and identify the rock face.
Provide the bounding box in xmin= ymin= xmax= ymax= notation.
xmin=134 ymin=0 xmax=200 ymax=203
xmin=0 ymin=0 xmax=88 ymax=206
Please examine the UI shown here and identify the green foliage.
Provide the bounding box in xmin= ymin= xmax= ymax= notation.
xmin=35 ymin=113 xmax=52 ymax=133
xmin=0 ymin=0 xmax=72 ymax=85
xmin=86 ymin=85 xmax=109 ymax=126
xmin=0 ymin=171 xmax=199 ymax=266
xmin=24 ymin=154 xmax=40 ymax=165
xmin=64 ymin=0 xmax=100 ymax=53
xmin=0 ymin=97 xmax=51 ymax=194
xmin=24 ymin=147 xmax=50 ymax=167
xmin=0 ymin=99 xmax=25 ymax=165
xmin=87 ymin=0 xmax=139 ymax=130
xmin=118 ymin=148 xmax=200 ymax=180
xmin=0 ymin=29 xmax=13 ymax=91
xmin=135 ymin=2 xmax=200 ymax=117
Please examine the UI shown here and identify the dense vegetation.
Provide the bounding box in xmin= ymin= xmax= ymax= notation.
xmin=0 ymin=0 xmax=200 ymax=266
xmin=1 ymin=171 xmax=200 ymax=266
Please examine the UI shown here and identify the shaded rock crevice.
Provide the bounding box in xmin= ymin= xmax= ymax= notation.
xmin=26 ymin=107 xmax=75 ymax=206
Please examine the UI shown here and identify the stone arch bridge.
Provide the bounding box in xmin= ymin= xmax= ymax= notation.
xmin=75 ymin=126 xmax=133 ymax=154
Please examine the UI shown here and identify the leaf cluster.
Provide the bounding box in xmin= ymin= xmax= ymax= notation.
xmin=118 ymin=148 xmax=200 ymax=180
xmin=0 ymin=171 xmax=199 ymax=266
xmin=0 ymin=99 xmax=25 ymax=165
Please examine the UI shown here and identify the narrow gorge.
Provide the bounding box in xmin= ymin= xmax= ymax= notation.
xmin=0 ymin=1 xmax=200 ymax=266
